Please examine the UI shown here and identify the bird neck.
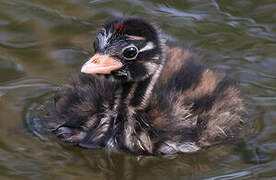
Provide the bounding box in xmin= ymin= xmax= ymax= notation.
xmin=112 ymin=64 xmax=163 ymax=153
xmin=119 ymin=37 xmax=166 ymax=110
xmin=121 ymin=64 xmax=163 ymax=111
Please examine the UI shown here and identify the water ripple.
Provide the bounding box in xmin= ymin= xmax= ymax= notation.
xmin=0 ymin=0 xmax=275 ymax=179
xmin=156 ymin=5 xmax=207 ymax=20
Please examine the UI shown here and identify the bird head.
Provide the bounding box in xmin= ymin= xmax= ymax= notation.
xmin=81 ymin=17 xmax=165 ymax=82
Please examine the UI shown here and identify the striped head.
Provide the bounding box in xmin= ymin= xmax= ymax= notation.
xmin=81 ymin=17 xmax=165 ymax=82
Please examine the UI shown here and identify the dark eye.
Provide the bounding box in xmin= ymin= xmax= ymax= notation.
xmin=122 ymin=46 xmax=138 ymax=60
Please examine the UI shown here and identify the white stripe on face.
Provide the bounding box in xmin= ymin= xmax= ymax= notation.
xmin=139 ymin=42 xmax=155 ymax=52
xmin=98 ymin=28 xmax=113 ymax=49
xmin=144 ymin=62 xmax=158 ymax=75
xmin=125 ymin=35 xmax=146 ymax=41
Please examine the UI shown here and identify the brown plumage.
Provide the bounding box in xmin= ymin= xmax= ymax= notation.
xmin=149 ymin=47 xmax=246 ymax=150
xmin=46 ymin=17 xmax=248 ymax=155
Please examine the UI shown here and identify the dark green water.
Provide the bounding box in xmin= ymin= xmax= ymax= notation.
xmin=0 ymin=0 xmax=275 ymax=179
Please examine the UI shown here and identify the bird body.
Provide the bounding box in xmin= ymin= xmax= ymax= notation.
xmin=47 ymin=17 xmax=247 ymax=155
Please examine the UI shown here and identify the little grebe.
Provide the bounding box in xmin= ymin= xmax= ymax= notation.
xmin=47 ymin=17 xmax=247 ymax=155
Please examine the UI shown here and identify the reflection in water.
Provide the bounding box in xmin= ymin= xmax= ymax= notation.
xmin=78 ymin=147 xmax=231 ymax=180
xmin=0 ymin=0 xmax=275 ymax=179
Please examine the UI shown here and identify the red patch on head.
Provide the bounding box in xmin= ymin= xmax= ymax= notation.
xmin=114 ymin=23 xmax=130 ymax=34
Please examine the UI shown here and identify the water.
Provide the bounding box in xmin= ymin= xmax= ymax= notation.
xmin=0 ymin=0 xmax=275 ymax=179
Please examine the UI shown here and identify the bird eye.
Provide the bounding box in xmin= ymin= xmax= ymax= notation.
xmin=122 ymin=46 xmax=138 ymax=60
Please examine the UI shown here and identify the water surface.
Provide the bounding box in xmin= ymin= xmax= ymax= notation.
xmin=0 ymin=0 xmax=275 ymax=179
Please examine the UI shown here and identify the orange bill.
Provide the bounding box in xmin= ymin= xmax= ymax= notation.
xmin=81 ymin=54 xmax=123 ymax=74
